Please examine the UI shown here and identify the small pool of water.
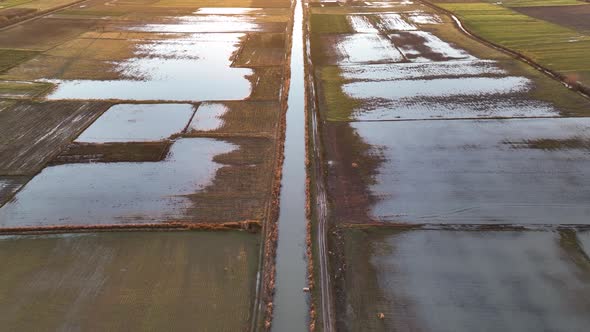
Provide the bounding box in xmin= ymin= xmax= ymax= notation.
xmin=75 ymin=104 xmax=195 ymax=143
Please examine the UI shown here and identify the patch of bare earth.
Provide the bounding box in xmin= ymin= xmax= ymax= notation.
xmin=513 ymin=5 xmax=590 ymax=32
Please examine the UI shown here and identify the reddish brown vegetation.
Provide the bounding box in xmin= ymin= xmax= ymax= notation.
xmin=0 ymin=219 xmax=262 ymax=235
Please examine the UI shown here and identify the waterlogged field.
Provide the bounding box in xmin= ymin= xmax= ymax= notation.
xmin=337 ymin=228 xmax=590 ymax=331
xmin=0 ymin=231 xmax=259 ymax=331
xmin=310 ymin=1 xmax=590 ymax=330
xmin=312 ymin=2 xmax=590 ymax=121
xmin=342 ymin=118 xmax=590 ymax=224
xmin=0 ymin=0 xmax=288 ymax=227
xmin=0 ymin=0 xmax=290 ymax=101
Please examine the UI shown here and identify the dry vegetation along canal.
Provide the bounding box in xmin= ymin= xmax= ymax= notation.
xmin=1 ymin=0 xmax=590 ymax=330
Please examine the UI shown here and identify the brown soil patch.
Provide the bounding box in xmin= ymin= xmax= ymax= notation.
xmin=0 ymin=17 xmax=99 ymax=50
xmin=2 ymin=54 xmax=121 ymax=81
xmin=185 ymin=101 xmax=280 ymax=138
xmin=0 ymin=8 xmax=37 ymax=23
xmin=46 ymin=37 xmax=135 ymax=62
xmin=184 ymin=137 xmax=276 ymax=224
xmin=514 ymin=5 xmax=590 ymax=32
xmin=50 ymin=141 xmax=172 ymax=165
xmin=0 ymin=49 xmax=40 ymax=73
xmin=506 ymin=137 xmax=590 ymax=150
xmin=0 ymin=101 xmax=111 ymax=175
xmin=248 ymin=66 xmax=285 ymax=101
xmin=323 ymin=122 xmax=383 ymax=224
xmin=233 ymin=33 xmax=286 ymax=67
xmin=389 ymin=31 xmax=460 ymax=61
xmin=0 ymin=176 xmax=28 ymax=207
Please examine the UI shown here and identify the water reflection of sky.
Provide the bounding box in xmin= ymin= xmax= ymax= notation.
xmin=44 ymin=23 xmax=254 ymax=101
xmin=0 ymin=139 xmax=236 ymax=226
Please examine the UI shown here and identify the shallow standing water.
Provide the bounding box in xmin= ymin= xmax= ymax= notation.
xmin=271 ymin=0 xmax=309 ymax=330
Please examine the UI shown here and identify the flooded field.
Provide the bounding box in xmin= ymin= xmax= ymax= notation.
xmin=339 ymin=118 xmax=590 ymax=224
xmin=337 ymin=228 xmax=590 ymax=331
xmin=513 ymin=5 xmax=590 ymax=33
xmin=0 ymin=231 xmax=259 ymax=331
xmin=311 ymin=1 xmax=590 ymax=121
xmin=310 ymin=0 xmax=590 ymax=330
xmin=0 ymin=0 xmax=290 ymax=102
xmin=76 ymin=104 xmax=195 ymax=143
xmin=0 ymin=0 xmax=291 ymax=329
xmin=0 ymin=138 xmax=236 ymax=226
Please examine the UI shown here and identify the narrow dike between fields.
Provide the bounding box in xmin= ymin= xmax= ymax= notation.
xmin=270 ymin=0 xmax=309 ymax=330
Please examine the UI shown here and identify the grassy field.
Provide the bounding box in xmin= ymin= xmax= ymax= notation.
xmin=0 ymin=49 xmax=39 ymax=72
xmin=435 ymin=1 xmax=590 ymax=87
xmin=310 ymin=13 xmax=353 ymax=34
xmin=0 ymin=231 xmax=259 ymax=331
xmin=316 ymin=66 xmax=360 ymax=121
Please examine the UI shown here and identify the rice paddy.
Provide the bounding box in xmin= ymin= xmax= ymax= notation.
xmin=309 ymin=1 xmax=590 ymax=331
xmin=0 ymin=0 xmax=290 ymax=329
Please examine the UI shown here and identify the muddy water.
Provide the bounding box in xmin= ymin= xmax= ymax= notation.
xmin=271 ymin=0 xmax=309 ymax=330
xmin=75 ymin=104 xmax=195 ymax=143
xmin=352 ymin=118 xmax=590 ymax=224
xmin=343 ymin=229 xmax=590 ymax=331
xmin=0 ymin=139 xmax=235 ymax=227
